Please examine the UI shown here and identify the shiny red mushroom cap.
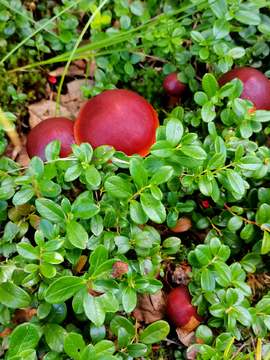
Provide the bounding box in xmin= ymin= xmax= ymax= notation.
xmin=163 ymin=73 xmax=188 ymax=97
xmin=218 ymin=67 xmax=270 ymax=111
xmin=166 ymin=285 xmax=202 ymax=329
xmin=26 ymin=117 xmax=75 ymax=161
xmin=74 ymin=89 xmax=159 ymax=157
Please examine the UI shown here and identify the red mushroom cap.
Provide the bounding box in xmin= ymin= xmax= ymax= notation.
xmin=166 ymin=285 xmax=202 ymax=328
xmin=163 ymin=73 xmax=188 ymax=97
xmin=26 ymin=117 xmax=75 ymax=161
xmin=74 ymin=89 xmax=159 ymax=157
xmin=218 ymin=67 xmax=270 ymax=111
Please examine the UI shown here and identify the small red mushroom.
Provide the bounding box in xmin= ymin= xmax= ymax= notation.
xmin=26 ymin=117 xmax=75 ymax=161
xmin=166 ymin=286 xmax=202 ymax=330
xmin=218 ymin=67 xmax=270 ymax=111
xmin=163 ymin=73 xmax=188 ymax=108
xmin=74 ymin=89 xmax=159 ymax=157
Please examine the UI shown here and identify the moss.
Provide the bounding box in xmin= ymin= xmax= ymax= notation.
xmin=124 ymin=67 xmax=166 ymax=110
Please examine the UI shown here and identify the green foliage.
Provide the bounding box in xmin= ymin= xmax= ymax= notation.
xmin=1 ymin=0 xmax=270 ymax=358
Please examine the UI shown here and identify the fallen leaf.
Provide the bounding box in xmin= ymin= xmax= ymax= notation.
xmin=73 ymin=59 xmax=87 ymax=69
xmin=88 ymin=283 xmax=108 ymax=297
xmin=49 ymin=64 xmax=85 ymax=78
xmin=176 ymin=328 xmax=197 ymax=347
xmin=2 ymin=134 xmax=30 ymax=168
xmin=72 ymin=255 xmax=88 ymax=274
xmin=0 ymin=308 xmax=37 ymax=338
xmin=112 ymin=261 xmax=129 ymax=278
xmin=171 ymin=218 xmax=191 ymax=233
xmin=28 ymin=99 xmax=73 ymax=128
xmin=170 ymin=263 xmax=192 ymax=286
xmin=133 ymin=290 xmax=168 ymax=324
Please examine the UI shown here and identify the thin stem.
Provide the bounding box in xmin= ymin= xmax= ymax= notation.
xmin=55 ymin=0 xmax=110 ymax=116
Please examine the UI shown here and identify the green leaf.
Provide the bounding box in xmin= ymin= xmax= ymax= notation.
xmin=214 ymin=261 xmax=232 ymax=284
xmin=0 ymin=282 xmax=31 ymax=308
xmin=208 ymin=153 xmax=225 ymax=170
xmin=202 ymin=73 xmax=219 ymax=98
xmin=105 ymin=176 xmax=133 ymax=198
xmin=150 ymin=166 xmax=174 ymax=186
xmin=64 ymin=333 xmax=85 ymax=360
xmin=195 ymin=244 xmax=212 ymax=265
xmin=129 ymin=158 xmax=148 ymax=188
xmin=89 ymin=245 xmax=108 ymax=271
xmin=66 ymin=219 xmax=88 ymax=249
xmin=9 ymin=323 xmax=39 ymax=357
xmin=202 ymin=101 xmax=216 ymax=122
xmin=92 ymin=146 xmax=115 ymax=165
xmin=85 ymin=166 xmax=101 ymax=187
xmin=199 ymin=176 xmax=212 ymax=196
xmin=127 ymin=343 xmax=148 ymax=357
xmin=12 ymin=186 xmax=35 ymax=206
xmin=64 ymin=164 xmax=83 ymax=182
xmin=234 ymin=10 xmax=261 ymax=25
xmin=226 ymin=169 xmax=245 ymax=196
xmin=261 ymin=231 xmax=270 ymax=254
xmin=45 ymin=277 xmax=86 ymax=304
xmin=140 ymin=320 xmax=170 ymax=344
xmin=84 ymin=293 xmax=105 ymax=327
xmin=44 ymin=324 xmax=66 ymax=352
xmin=110 ymin=316 xmax=135 ymax=337
xmin=90 ymin=323 xmax=106 ymax=343
xmin=130 ymin=1 xmax=144 ymax=15
xmin=140 ymin=193 xmax=166 ymax=223
xmin=166 ymin=119 xmax=183 ymax=147
xmin=201 ymin=268 xmax=215 ymax=291
xmin=180 ymin=145 xmax=207 ymax=160
xmin=213 ymin=19 xmax=230 ymax=39
xmin=122 ymin=286 xmax=137 ymax=313
xmin=227 ymin=216 xmax=243 ymax=231
xmin=94 ymin=340 xmax=115 ymax=359
xmin=17 ymin=242 xmax=39 ymax=260
xmin=35 ymin=199 xmax=66 ymax=223
xmin=150 ymin=140 xmax=174 ymax=158
xmin=72 ymin=200 xmax=100 ymax=220
xmin=238 ymin=156 xmax=262 ymax=171
xmin=252 ymin=110 xmax=270 ymax=122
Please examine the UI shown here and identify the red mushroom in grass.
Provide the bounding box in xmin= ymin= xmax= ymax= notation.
xmin=163 ymin=73 xmax=188 ymax=108
xmin=218 ymin=67 xmax=270 ymax=112
xmin=166 ymin=286 xmax=202 ymax=331
xmin=74 ymin=89 xmax=159 ymax=157
xmin=26 ymin=117 xmax=75 ymax=161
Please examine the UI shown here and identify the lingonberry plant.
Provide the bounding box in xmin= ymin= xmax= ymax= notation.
xmin=0 ymin=0 xmax=270 ymax=359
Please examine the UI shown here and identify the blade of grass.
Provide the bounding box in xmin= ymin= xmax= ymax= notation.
xmin=9 ymin=2 xmax=211 ymax=72
xmin=0 ymin=0 xmax=83 ymax=65
xmin=55 ymin=0 xmax=110 ymax=116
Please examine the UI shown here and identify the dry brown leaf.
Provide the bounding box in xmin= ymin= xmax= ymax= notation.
xmin=171 ymin=218 xmax=191 ymax=233
xmin=28 ymin=99 xmax=73 ymax=128
xmin=49 ymin=64 xmax=85 ymax=78
xmin=2 ymin=134 xmax=30 ymax=167
xmin=54 ymin=79 xmax=94 ymax=118
xmin=170 ymin=264 xmax=192 ymax=286
xmin=88 ymin=283 xmax=108 ymax=297
xmin=0 ymin=308 xmax=37 ymax=338
xmin=133 ymin=290 xmax=168 ymax=324
xmin=176 ymin=328 xmax=197 ymax=347
xmin=112 ymin=261 xmax=129 ymax=278
xmin=73 ymin=59 xmax=87 ymax=69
